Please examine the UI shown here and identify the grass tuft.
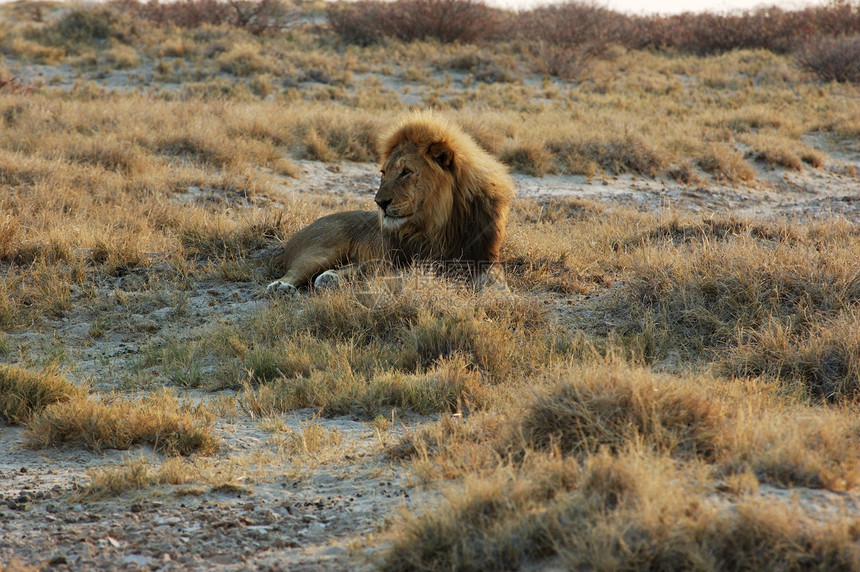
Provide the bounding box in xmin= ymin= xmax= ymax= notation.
xmin=25 ymin=389 xmax=218 ymax=455
xmin=518 ymin=363 xmax=725 ymax=460
xmin=0 ymin=365 xmax=85 ymax=425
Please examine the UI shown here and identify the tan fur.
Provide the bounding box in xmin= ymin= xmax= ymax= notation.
xmin=268 ymin=110 xmax=515 ymax=293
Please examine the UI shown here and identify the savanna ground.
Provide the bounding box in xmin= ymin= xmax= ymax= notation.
xmin=1 ymin=0 xmax=860 ymax=569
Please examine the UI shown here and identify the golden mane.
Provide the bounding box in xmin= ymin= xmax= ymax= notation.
xmin=378 ymin=111 xmax=516 ymax=268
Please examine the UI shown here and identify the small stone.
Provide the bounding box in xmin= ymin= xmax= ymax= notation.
xmin=122 ymin=554 xmax=156 ymax=568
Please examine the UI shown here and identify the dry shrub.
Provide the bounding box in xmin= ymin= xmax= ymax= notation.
xmin=518 ymin=1 xmax=629 ymax=78
xmin=517 ymin=1 xmax=629 ymax=51
xmin=328 ymin=0 xmax=502 ymax=45
xmin=530 ymin=42 xmax=601 ymax=80
xmin=628 ymin=4 xmax=860 ymax=55
xmin=519 ymin=363 xmax=725 ymax=460
xmin=0 ymin=365 xmax=85 ymax=425
xmin=796 ymin=34 xmax=860 ymax=83
xmin=110 ymin=0 xmax=297 ymax=34
xmin=33 ymin=7 xmax=132 ymax=49
xmin=25 ymin=389 xmax=218 ymax=455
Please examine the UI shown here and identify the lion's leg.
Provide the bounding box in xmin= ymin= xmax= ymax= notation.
xmin=312 ymin=261 xmax=378 ymax=289
xmin=267 ymin=246 xmax=344 ymax=296
xmin=267 ymin=211 xmax=382 ymax=296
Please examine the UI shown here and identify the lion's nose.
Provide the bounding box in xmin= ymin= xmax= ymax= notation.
xmin=375 ymin=198 xmax=392 ymax=213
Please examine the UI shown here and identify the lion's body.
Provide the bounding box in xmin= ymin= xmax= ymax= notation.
xmin=268 ymin=111 xmax=516 ymax=293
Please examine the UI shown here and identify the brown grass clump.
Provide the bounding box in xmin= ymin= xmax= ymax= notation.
xmin=34 ymin=7 xmax=131 ymax=52
xmin=111 ymin=0 xmax=297 ymax=35
xmin=698 ymin=144 xmax=756 ymax=182
xmin=0 ymin=365 xmax=86 ymax=425
xmin=722 ymin=400 xmax=860 ymax=491
xmin=222 ymin=270 xmax=551 ymax=386
xmin=240 ymin=354 xmax=489 ymax=418
xmin=547 ymin=134 xmax=667 ymax=178
xmin=25 ymin=389 xmax=218 ymax=455
xmin=499 ymin=141 xmax=553 ymax=177
xmin=297 ymin=114 xmax=381 ymax=162
xmin=519 ymin=363 xmax=725 ymax=460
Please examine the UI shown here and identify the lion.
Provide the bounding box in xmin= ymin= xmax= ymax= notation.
xmin=267 ymin=111 xmax=516 ymax=295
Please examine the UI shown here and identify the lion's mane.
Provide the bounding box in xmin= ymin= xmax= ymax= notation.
xmin=377 ymin=111 xmax=516 ymax=270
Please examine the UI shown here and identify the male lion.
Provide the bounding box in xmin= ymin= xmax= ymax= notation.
xmin=267 ymin=111 xmax=516 ymax=295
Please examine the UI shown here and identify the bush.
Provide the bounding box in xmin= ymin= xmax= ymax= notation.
xmin=34 ymin=7 xmax=131 ymax=48
xmin=518 ymin=1 xmax=629 ymax=50
xmin=627 ymin=3 xmax=860 ymax=55
xmin=795 ymin=34 xmax=860 ymax=83
xmin=110 ymin=0 xmax=297 ymax=34
xmin=328 ymin=0 xmax=502 ymax=45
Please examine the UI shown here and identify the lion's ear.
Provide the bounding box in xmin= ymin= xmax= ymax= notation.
xmin=427 ymin=142 xmax=454 ymax=171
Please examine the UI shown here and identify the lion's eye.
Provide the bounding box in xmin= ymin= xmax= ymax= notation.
xmin=380 ymin=169 xmax=386 ymax=176
xmin=399 ymin=168 xmax=413 ymax=178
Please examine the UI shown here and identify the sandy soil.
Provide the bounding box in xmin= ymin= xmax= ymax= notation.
xmin=2 ymin=155 xmax=859 ymax=569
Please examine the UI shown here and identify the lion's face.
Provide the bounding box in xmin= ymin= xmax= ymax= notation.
xmin=374 ymin=141 xmax=454 ymax=234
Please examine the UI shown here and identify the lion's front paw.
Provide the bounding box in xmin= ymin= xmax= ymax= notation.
xmin=266 ymin=280 xmax=299 ymax=297
xmin=313 ymin=270 xmax=340 ymax=289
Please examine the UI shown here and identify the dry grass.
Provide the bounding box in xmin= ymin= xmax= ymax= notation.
xmin=0 ymin=364 xmax=85 ymax=424
xmin=382 ymin=447 xmax=860 ymax=571
xmin=24 ymin=389 xmax=219 ymax=455
xmin=517 ymin=363 xmax=725 ymax=461
xmin=616 ymin=214 xmax=860 ymax=399
xmin=393 ymin=360 xmax=860 ymax=489
xmin=81 ymin=455 xmax=193 ymax=500
xmin=1 ymin=3 xmax=860 ymax=568
xmin=382 ymin=362 xmax=860 ymax=569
